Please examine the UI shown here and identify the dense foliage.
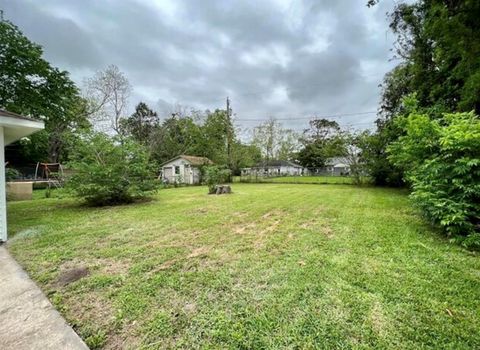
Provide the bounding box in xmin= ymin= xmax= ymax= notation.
xmin=388 ymin=112 xmax=480 ymax=247
xmin=0 ymin=18 xmax=89 ymax=164
xmin=203 ymin=165 xmax=231 ymax=194
xmin=67 ymin=133 xmax=158 ymax=206
xmin=366 ymin=0 xmax=480 ymax=186
xmin=358 ymin=122 xmax=404 ymax=187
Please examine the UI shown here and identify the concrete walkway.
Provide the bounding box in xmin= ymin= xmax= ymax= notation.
xmin=0 ymin=246 xmax=89 ymax=350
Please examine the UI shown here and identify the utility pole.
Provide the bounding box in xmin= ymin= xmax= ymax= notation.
xmin=226 ymin=96 xmax=233 ymax=177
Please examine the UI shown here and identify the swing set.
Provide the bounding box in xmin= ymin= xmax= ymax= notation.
xmin=34 ymin=162 xmax=65 ymax=188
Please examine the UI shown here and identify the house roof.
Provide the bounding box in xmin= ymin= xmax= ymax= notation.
xmin=325 ymin=157 xmax=350 ymax=166
xmin=161 ymin=155 xmax=213 ymax=167
xmin=253 ymin=160 xmax=302 ymax=168
xmin=0 ymin=109 xmax=44 ymax=145
xmin=0 ymin=109 xmax=42 ymax=122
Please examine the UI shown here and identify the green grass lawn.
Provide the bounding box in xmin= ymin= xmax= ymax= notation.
xmin=235 ymin=175 xmax=370 ymax=185
xmin=6 ymin=184 xmax=480 ymax=349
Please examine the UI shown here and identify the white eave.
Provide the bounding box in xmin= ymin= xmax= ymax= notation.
xmin=0 ymin=110 xmax=45 ymax=145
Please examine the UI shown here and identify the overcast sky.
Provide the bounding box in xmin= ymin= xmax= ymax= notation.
xmin=1 ymin=0 xmax=399 ymax=133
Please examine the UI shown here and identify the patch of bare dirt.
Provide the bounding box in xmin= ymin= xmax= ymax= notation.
xmin=187 ymin=246 xmax=210 ymax=259
xmin=57 ymin=266 xmax=89 ymax=287
xmin=233 ymin=223 xmax=256 ymax=234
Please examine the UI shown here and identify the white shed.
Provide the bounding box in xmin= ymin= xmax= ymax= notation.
xmin=0 ymin=109 xmax=44 ymax=242
xmin=160 ymin=155 xmax=213 ymax=185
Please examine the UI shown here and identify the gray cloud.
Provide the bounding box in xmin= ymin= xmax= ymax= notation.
xmin=0 ymin=0 xmax=398 ymax=133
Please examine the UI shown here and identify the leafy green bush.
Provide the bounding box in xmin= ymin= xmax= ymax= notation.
xmin=388 ymin=112 xmax=480 ymax=247
xmin=68 ymin=133 xmax=158 ymax=206
xmin=5 ymin=168 xmax=21 ymax=181
xmin=203 ymin=165 xmax=231 ymax=194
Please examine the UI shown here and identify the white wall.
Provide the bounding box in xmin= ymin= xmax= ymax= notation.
xmin=242 ymin=165 xmax=303 ymax=176
xmin=279 ymin=166 xmax=302 ymax=175
xmin=0 ymin=127 xmax=7 ymax=242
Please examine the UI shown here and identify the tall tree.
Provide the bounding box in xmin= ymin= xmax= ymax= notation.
xmin=120 ymin=102 xmax=159 ymax=144
xmin=200 ymin=109 xmax=234 ymax=165
xmin=149 ymin=115 xmax=202 ymax=164
xmin=0 ymin=17 xmax=89 ymax=164
xmin=377 ymin=0 xmax=480 ymax=118
xmin=252 ymin=118 xmax=300 ymax=162
xmin=277 ymin=129 xmax=300 ymax=161
xmin=297 ymin=118 xmax=344 ymax=168
xmin=252 ymin=118 xmax=281 ymax=161
xmin=85 ymin=65 xmax=132 ymax=135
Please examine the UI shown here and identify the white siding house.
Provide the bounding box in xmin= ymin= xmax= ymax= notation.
xmin=0 ymin=110 xmax=44 ymax=242
xmin=325 ymin=157 xmax=351 ymax=175
xmin=160 ymin=155 xmax=213 ymax=185
xmin=241 ymin=160 xmax=304 ymax=177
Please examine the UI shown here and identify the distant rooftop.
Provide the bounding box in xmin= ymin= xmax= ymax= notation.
xmin=253 ymin=160 xmax=302 ymax=168
xmin=325 ymin=157 xmax=350 ymax=166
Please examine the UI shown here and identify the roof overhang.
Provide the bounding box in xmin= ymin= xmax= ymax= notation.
xmin=0 ymin=115 xmax=44 ymax=145
xmin=160 ymin=156 xmax=189 ymax=167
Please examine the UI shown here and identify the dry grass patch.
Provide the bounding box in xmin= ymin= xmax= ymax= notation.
xmin=187 ymin=246 xmax=211 ymax=259
xmin=368 ymin=301 xmax=390 ymax=338
xmin=93 ymin=258 xmax=131 ymax=275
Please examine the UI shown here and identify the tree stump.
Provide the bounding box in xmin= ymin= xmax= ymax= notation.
xmin=214 ymin=185 xmax=232 ymax=195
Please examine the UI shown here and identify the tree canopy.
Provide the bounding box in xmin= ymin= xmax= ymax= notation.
xmin=379 ymin=0 xmax=480 ymax=118
xmin=0 ymin=18 xmax=89 ymax=164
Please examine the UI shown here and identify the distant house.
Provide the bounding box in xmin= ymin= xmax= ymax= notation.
xmin=241 ymin=160 xmax=304 ymax=177
xmin=160 ymin=155 xmax=213 ymax=185
xmin=325 ymin=157 xmax=350 ymax=175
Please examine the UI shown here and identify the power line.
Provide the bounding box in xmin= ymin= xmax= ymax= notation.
xmin=233 ymin=111 xmax=377 ymax=121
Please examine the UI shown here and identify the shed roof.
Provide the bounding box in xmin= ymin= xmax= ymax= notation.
xmin=161 ymin=155 xmax=213 ymax=166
